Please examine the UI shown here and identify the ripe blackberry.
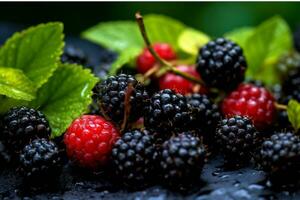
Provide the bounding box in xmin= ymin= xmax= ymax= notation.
xmin=144 ymin=89 xmax=190 ymax=140
xmin=258 ymin=132 xmax=300 ymax=178
xmin=186 ymin=94 xmax=221 ymax=141
xmin=277 ymin=52 xmax=300 ymax=80
xmin=19 ymin=138 xmax=62 ymax=179
xmin=1 ymin=107 xmax=51 ymax=153
xmin=216 ymin=116 xmax=260 ymax=165
xmin=61 ymin=45 xmax=88 ymax=65
xmin=111 ymin=129 xmax=158 ymax=187
xmin=93 ymin=74 xmax=149 ymax=126
xmin=0 ymin=141 xmax=11 ymax=165
xmin=160 ymin=133 xmax=206 ymax=187
xmin=196 ymin=38 xmax=247 ymax=90
xmin=282 ymin=68 xmax=300 ymax=100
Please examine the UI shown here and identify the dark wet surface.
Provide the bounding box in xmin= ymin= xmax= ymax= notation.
xmin=1 ymin=155 xmax=300 ymax=200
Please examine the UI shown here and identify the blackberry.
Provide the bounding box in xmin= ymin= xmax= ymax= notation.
xmin=61 ymin=45 xmax=88 ymax=65
xmin=19 ymin=138 xmax=62 ymax=179
xmin=1 ymin=107 xmax=51 ymax=153
xmin=93 ymin=74 xmax=149 ymax=126
xmin=186 ymin=94 xmax=221 ymax=141
xmin=216 ymin=116 xmax=260 ymax=165
xmin=111 ymin=129 xmax=158 ymax=187
xmin=283 ymin=68 xmax=300 ymax=100
xmin=0 ymin=141 xmax=11 ymax=165
xmin=160 ymin=133 xmax=206 ymax=187
xmin=258 ymin=132 xmax=300 ymax=178
xmin=196 ymin=38 xmax=247 ymax=90
xmin=144 ymin=89 xmax=190 ymax=140
xmin=277 ymin=52 xmax=300 ymax=80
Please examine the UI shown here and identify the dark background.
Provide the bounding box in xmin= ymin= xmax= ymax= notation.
xmin=1 ymin=2 xmax=300 ymax=37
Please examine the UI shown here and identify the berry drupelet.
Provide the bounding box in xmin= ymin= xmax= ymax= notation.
xmin=144 ymin=89 xmax=190 ymax=139
xmin=196 ymin=38 xmax=247 ymax=90
xmin=64 ymin=115 xmax=120 ymax=169
xmin=136 ymin=43 xmax=177 ymax=74
xmin=1 ymin=106 xmax=51 ymax=153
xmin=111 ymin=129 xmax=158 ymax=187
xmin=258 ymin=132 xmax=300 ymax=178
xmin=160 ymin=133 xmax=206 ymax=188
xmin=93 ymin=74 xmax=149 ymax=126
xmin=19 ymin=138 xmax=62 ymax=179
xmin=222 ymin=83 xmax=276 ymax=130
xmin=186 ymin=94 xmax=221 ymax=141
xmin=216 ymin=116 xmax=260 ymax=165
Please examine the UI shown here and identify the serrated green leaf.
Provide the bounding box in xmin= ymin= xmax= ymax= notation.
xmin=224 ymin=27 xmax=254 ymax=48
xmin=82 ymin=21 xmax=143 ymax=53
xmin=0 ymin=67 xmax=36 ymax=101
xmin=287 ymin=99 xmax=300 ymax=132
xmin=109 ymin=48 xmax=141 ymax=75
xmin=0 ymin=22 xmax=64 ymax=89
xmin=178 ymin=28 xmax=210 ymax=56
xmin=244 ymin=16 xmax=292 ymax=85
xmin=30 ymin=64 xmax=99 ymax=137
xmin=144 ymin=14 xmax=186 ymax=50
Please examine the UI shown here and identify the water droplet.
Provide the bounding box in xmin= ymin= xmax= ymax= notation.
xmin=234 ymin=181 xmax=240 ymax=187
xmin=248 ymin=184 xmax=264 ymax=191
xmin=220 ymin=174 xmax=229 ymax=179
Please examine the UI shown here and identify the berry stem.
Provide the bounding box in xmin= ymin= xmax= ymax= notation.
xmin=135 ymin=12 xmax=205 ymax=86
xmin=274 ymin=102 xmax=287 ymax=110
xmin=121 ymin=83 xmax=134 ymax=132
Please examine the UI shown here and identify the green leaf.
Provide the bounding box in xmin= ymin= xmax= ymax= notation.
xmin=244 ymin=16 xmax=292 ymax=84
xmin=143 ymin=14 xmax=186 ymax=50
xmin=30 ymin=64 xmax=99 ymax=137
xmin=0 ymin=67 xmax=36 ymax=101
xmin=82 ymin=21 xmax=143 ymax=53
xmin=287 ymin=99 xmax=300 ymax=132
xmin=178 ymin=28 xmax=211 ymax=55
xmin=224 ymin=27 xmax=254 ymax=48
xmin=0 ymin=22 xmax=64 ymax=89
xmin=109 ymin=48 xmax=141 ymax=75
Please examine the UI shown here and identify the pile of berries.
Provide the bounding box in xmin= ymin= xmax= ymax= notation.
xmin=2 ymin=36 xmax=300 ymax=191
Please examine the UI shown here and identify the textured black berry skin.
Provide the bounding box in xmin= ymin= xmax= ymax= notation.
xmin=144 ymin=89 xmax=190 ymax=140
xmin=61 ymin=45 xmax=88 ymax=65
xmin=187 ymin=94 xmax=221 ymax=139
xmin=160 ymin=133 xmax=206 ymax=187
xmin=1 ymin=107 xmax=51 ymax=153
xmin=111 ymin=129 xmax=158 ymax=187
xmin=259 ymin=132 xmax=300 ymax=177
xmin=19 ymin=138 xmax=61 ymax=179
xmin=196 ymin=38 xmax=247 ymax=90
xmin=283 ymin=68 xmax=300 ymax=100
xmin=216 ymin=116 xmax=260 ymax=164
xmin=0 ymin=141 xmax=11 ymax=165
xmin=93 ymin=74 xmax=149 ymax=125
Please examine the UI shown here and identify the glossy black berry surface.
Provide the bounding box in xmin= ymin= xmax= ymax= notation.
xmin=196 ymin=38 xmax=247 ymax=90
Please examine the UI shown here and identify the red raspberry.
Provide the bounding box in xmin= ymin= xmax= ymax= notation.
xmin=136 ymin=43 xmax=177 ymax=74
xmin=222 ymin=83 xmax=276 ymax=129
xmin=64 ymin=115 xmax=120 ymax=169
xmin=159 ymin=65 xmax=207 ymax=95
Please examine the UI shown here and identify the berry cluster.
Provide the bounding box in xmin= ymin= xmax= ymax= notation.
xmin=4 ymin=35 xmax=300 ymax=192
xmin=0 ymin=106 xmax=62 ymax=181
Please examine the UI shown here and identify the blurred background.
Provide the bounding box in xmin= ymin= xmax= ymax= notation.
xmin=1 ymin=2 xmax=300 ymax=37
